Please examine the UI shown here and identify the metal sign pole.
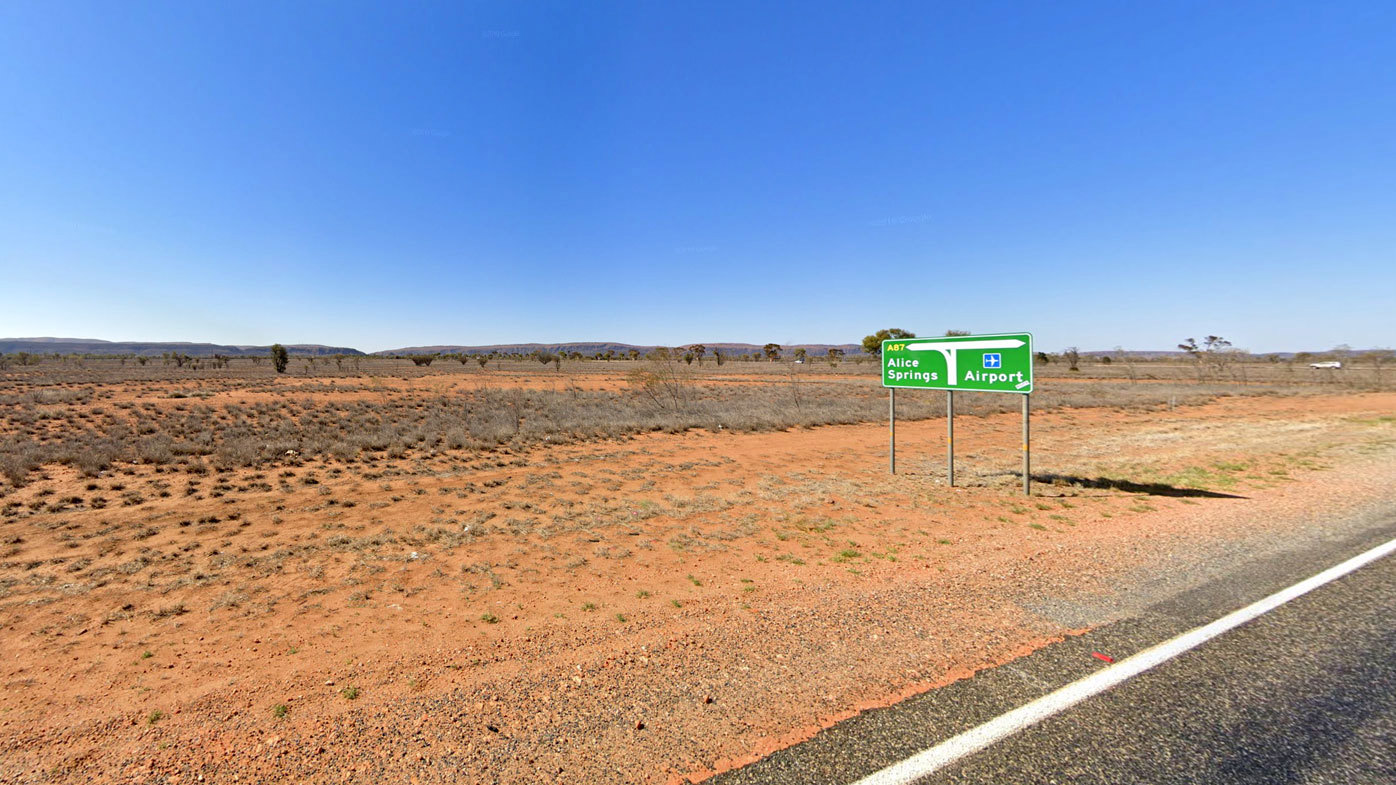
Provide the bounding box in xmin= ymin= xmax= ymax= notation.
xmin=889 ymin=387 xmax=896 ymax=474
xmin=947 ymin=390 xmax=955 ymax=487
xmin=1022 ymin=393 xmax=1030 ymax=496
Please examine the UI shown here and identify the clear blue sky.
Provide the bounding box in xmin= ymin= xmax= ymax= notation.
xmin=2 ymin=1 xmax=1392 ymax=353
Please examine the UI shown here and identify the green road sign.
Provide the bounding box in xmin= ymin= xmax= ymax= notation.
xmin=882 ymin=332 xmax=1034 ymax=394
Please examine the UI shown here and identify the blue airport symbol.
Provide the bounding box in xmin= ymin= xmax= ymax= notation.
xmin=982 ymin=353 xmax=1002 ymax=369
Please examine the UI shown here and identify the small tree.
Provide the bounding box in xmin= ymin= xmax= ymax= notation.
xmin=270 ymin=344 xmax=289 ymax=374
xmin=1178 ymin=337 xmax=1204 ymax=381
xmin=1062 ymin=347 xmax=1081 ymax=372
xmin=1179 ymin=335 xmax=1232 ymax=380
xmin=1203 ymin=335 xmax=1233 ymax=378
xmin=628 ymin=347 xmax=691 ymax=412
xmin=688 ymin=344 xmax=706 ymax=366
xmin=861 ymin=328 xmax=916 ymax=356
xmin=476 ymin=355 xmax=489 ymax=369
xmin=763 ymin=343 xmax=782 ymax=361
xmin=713 ymin=349 xmax=725 ymax=366
xmin=827 ymin=348 xmax=844 ymax=366
xmin=793 ymin=347 xmax=808 ymax=362
xmin=1362 ymin=349 xmax=1393 ymax=387
xmin=410 ymin=355 xmax=436 ymax=367
xmin=683 ymin=352 xmax=695 ymax=365
xmin=1113 ymin=346 xmax=1137 ymax=381
xmin=1034 ymin=351 xmax=1051 ymax=366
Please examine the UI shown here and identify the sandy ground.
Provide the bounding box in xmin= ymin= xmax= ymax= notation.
xmin=1 ymin=391 xmax=1393 ymax=783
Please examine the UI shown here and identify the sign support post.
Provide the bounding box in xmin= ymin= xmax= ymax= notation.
xmin=946 ymin=390 xmax=955 ymax=487
xmin=1022 ymin=393 xmax=1030 ymax=496
xmin=889 ymin=387 xmax=896 ymax=474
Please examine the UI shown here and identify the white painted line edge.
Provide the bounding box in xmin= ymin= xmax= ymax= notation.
xmin=853 ymin=535 xmax=1396 ymax=785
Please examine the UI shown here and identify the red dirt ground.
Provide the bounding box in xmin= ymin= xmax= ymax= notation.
xmin=1 ymin=392 xmax=1393 ymax=783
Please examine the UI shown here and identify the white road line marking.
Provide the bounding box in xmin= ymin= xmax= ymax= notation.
xmin=852 ymin=535 xmax=1396 ymax=785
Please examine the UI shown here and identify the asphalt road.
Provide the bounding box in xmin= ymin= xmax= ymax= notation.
xmin=715 ymin=518 xmax=1396 ymax=785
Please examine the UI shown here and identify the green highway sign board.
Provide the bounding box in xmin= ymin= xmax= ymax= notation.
xmin=882 ymin=332 xmax=1034 ymax=394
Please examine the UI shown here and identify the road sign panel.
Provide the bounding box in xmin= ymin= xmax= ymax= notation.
xmin=882 ymin=332 xmax=1033 ymax=394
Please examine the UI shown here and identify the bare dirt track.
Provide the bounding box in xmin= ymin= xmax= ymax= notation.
xmin=1 ymin=380 xmax=1394 ymax=784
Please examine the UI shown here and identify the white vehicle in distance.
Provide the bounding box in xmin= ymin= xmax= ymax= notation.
xmin=1309 ymin=361 xmax=1342 ymax=369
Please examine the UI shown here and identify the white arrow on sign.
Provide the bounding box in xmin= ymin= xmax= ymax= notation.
xmin=906 ymin=339 xmax=1025 ymax=386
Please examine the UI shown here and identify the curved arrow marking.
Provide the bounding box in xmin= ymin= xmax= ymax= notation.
xmin=905 ymin=340 xmax=1025 ymax=386
xmin=906 ymin=339 xmax=1025 ymax=352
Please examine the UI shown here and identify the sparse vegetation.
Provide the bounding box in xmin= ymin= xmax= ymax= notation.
xmin=0 ymin=347 xmax=1385 ymax=754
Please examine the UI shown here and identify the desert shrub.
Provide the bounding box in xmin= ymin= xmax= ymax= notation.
xmin=73 ymin=441 xmax=121 ymax=477
xmin=0 ymin=440 xmax=42 ymax=486
xmin=136 ymin=435 xmax=175 ymax=465
xmin=270 ymin=344 xmax=289 ymax=374
xmin=0 ymin=363 xmax=1312 ymax=478
xmin=213 ymin=438 xmax=261 ymax=469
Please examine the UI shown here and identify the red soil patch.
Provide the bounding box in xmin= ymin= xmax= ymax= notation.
xmin=1 ymin=392 xmax=1393 ymax=783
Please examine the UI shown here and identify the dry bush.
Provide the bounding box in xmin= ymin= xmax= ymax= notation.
xmin=0 ymin=357 xmax=1342 ymax=481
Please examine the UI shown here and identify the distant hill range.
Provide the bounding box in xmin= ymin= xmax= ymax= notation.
xmin=3 ymin=338 xmax=1372 ymax=360
xmin=376 ymin=342 xmax=867 ymax=357
xmin=0 ymin=338 xmax=362 ymax=357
